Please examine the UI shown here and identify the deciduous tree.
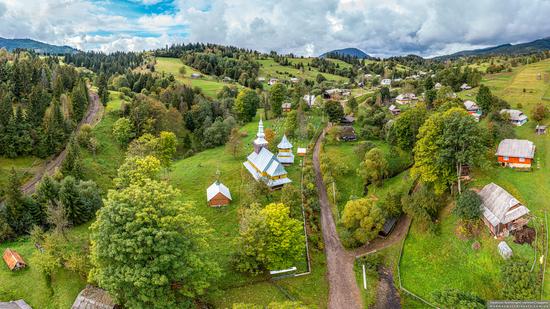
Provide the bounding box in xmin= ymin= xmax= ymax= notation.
xmin=90 ymin=179 xmax=220 ymax=308
xmin=236 ymin=203 xmax=303 ymax=274
xmin=341 ymin=197 xmax=384 ymax=245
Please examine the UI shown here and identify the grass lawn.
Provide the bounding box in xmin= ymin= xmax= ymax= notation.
xmin=165 ymin=110 xmax=327 ymax=307
xmin=155 ymin=57 xmax=233 ymax=98
xmin=401 ymin=207 xmax=535 ymax=302
xmin=323 ymin=140 xmax=412 ymax=218
xmin=258 ymin=58 xmax=348 ymax=83
xmin=0 ymin=156 xmax=43 ymax=189
xmin=401 ymin=58 xmax=550 ymax=302
xmin=81 ymin=91 xmax=126 ymax=193
xmin=0 ymin=224 xmax=90 ymax=308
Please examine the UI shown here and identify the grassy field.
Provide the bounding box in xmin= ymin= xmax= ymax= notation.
xmin=323 ymin=140 xmax=412 ymax=218
xmin=0 ymin=92 xmax=125 ymax=307
xmin=166 ymin=111 xmax=329 ymax=307
xmin=155 ymin=57 xmax=232 ymax=98
xmin=258 ymin=58 xmax=348 ymax=83
xmin=401 ymin=58 xmax=550 ymax=302
xmin=0 ymin=224 xmax=89 ymax=308
xmin=0 ymin=156 xmax=43 ymax=189
xmin=81 ymin=91 xmax=125 ymax=192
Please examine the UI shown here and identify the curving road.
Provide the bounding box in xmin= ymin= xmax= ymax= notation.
xmin=20 ymin=89 xmax=103 ymax=195
xmin=312 ymin=130 xmax=363 ymax=309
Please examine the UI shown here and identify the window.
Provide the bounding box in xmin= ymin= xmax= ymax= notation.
xmin=519 ymin=157 xmax=525 ymax=162
xmin=503 ymin=156 xmax=509 ymax=161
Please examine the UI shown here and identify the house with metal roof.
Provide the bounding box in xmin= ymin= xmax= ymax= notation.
xmin=500 ymin=109 xmax=528 ymax=126
xmin=71 ymin=285 xmax=116 ymax=309
xmin=380 ymin=79 xmax=391 ymax=86
xmin=303 ymin=94 xmax=316 ymax=107
xmin=282 ymin=102 xmax=292 ymax=112
xmin=388 ymin=104 xmax=400 ymax=115
xmin=478 ymin=183 xmax=530 ymax=236
xmin=243 ymin=120 xmax=291 ymax=189
xmin=206 ymin=180 xmax=232 ymax=207
xmin=395 ymin=93 xmax=417 ymax=105
xmin=0 ymin=300 xmax=32 ymax=309
xmin=496 ymin=139 xmax=535 ymax=169
xmin=460 ymin=83 xmax=472 ymax=90
xmin=3 ymin=248 xmax=26 ymax=271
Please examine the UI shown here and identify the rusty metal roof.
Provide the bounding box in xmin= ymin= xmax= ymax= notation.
xmin=3 ymin=249 xmax=26 ymax=271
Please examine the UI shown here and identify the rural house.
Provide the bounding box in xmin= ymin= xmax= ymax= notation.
xmin=268 ymin=78 xmax=278 ymax=86
xmin=338 ymin=126 xmax=357 ymax=141
xmin=290 ymin=77 xmax=299 ymax=83
xmin=388 ymin=104 xmax=401 ymax=115
xmin=243 ymin=119 xmax=291 ymax=190
xmin=340 ymin=115 xmax=355 ymax=125
xmin=72 ymin=285 xmax=116 ymax=309
xmin=463 ymin=100 xmax=481 ymax=121
xmin=500 ymin=109 xmax=528 ymax=126
xmin=496 ymin=139 xmax=535 ymax=169
xmin=395 ymin=93 xmax=417 ymax=105
xmin=277 ymin=134 xmax=294 ymax=165
xmin=460 ymin=83 xmax=472 ymax=90
xmin=282 ymin=102 xmax=292 ymax=112
xmin=478 ymin=183 xmax=530 ymax=236
xmin=380 ymin=79 xmax=391 ymax=86
xmin=190 ymin=73 xmax=202 ymax=79
xmin=434 ymin=82 xmax=442 ymax=90
xmin=3 ymin=248 xmax=26 ymax=271
xmin=206 ymin=180 xmax=232 ymax=207
xmin=303 ymin=94 xmax=316 ymax=107
xmin=297 ymin=147 xmax=307 ymax=157
xmin=536 ymin=125 xmax=547 ymax=135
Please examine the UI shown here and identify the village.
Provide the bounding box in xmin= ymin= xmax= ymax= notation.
xmin=0 ymin=27 xmax=549 ymax=309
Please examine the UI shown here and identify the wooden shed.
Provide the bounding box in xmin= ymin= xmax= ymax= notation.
xmin=206 ymin=181 xmax=232 ymax=207
xmin=3 ymin=248 xmax=27 ymax=271
xmin=536 ymin=125 xmax=547 ymax=135
xmin=72 ymin=285 xmax=116 ymax=309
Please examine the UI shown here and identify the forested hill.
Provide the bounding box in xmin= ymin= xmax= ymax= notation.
xmin=320 ymin=48 xmax=371 ymax=59
xmin=436 ymin=37 xmax=550 ymax=59
xmin=0 ymin=37 xmax=78 ymax=54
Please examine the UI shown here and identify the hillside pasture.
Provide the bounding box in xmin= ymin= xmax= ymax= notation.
xmin=401 ymin=58 xmax=550 ymax=302
xmin=258 ymin=58 xmax=348 ymax=83
xmin=155 ymin=57 xmax=231 ymax=98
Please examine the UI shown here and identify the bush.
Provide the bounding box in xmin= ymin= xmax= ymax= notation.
xmin=353 ymin=141 xmax=376 ymax=160
xmin=454 ymin=190 xmax=482 ymax=221
xmin=432 ymin=288 xmax=485 ymax=309
xmin=501 ymin=258 xmax=537 ymax=300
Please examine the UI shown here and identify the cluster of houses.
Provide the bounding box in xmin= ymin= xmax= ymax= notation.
xmin=323 ymin=88 xmax=351 ymax=100
xmin=395 ymin=93 xmax=418 ymax=105
xmin=260 ymin=77 xmax=300 ymax=86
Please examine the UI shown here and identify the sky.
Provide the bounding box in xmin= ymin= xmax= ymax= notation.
xmin=1 ymin=0 xmax=550 ymax=58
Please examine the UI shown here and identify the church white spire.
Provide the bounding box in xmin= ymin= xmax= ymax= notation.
xmin=257 ymin=118 xmax=265 ymax=138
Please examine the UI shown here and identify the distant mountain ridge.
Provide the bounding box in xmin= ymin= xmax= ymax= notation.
xmin=437 ymin=37 xmax=550 ymax=59
xmin=320 ymin=47 xmax=371 ymax=59
xmin=0 ymin=37 xmax=78 ymax=54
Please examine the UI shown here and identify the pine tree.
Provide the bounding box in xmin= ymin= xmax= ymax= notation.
xmin=4 ymin=168 xmax=33 ymax=235
xmin=61 ymin=137 xmax=83 ymax=179
xmin=97 ymin=73 xmax=109 ymax=106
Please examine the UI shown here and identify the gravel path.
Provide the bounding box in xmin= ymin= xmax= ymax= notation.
xmin=313 ymin=130 xmax=363 ymax=309
xmin=20 ymin=90 xmax=103 ymax=195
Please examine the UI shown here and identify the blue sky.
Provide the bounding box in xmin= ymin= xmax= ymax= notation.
xmin=1 ymin=0 xmax=550 ymax=57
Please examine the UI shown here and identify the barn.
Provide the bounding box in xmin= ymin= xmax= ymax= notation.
xmin=478 ymin=183 xmax=530 ymax=236
xmin=3 ymin=248 xmax=26 ymax=271
xmin=71 ymin=285 xmax=116 ymax=309
xmin=206 ymin=181 xmax=232 ymax=207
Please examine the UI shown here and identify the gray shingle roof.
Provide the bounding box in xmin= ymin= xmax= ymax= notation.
xmin=71 ymin=286 xmax=115 ymax=309
xmin=495 ymin=139 xmax=535 ymax=159
xmin=500 ymin=109 xmax=527 ymax=122
xmin=478 ymin=183 xmax=530 ymax=226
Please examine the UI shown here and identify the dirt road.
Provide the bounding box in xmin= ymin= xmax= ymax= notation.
xmin=20 ymin=90 xmax=103 ymax=195
xmin=313 ymin=130 xmax=363 ymax=309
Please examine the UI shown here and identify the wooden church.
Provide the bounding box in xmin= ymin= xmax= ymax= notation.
xmin=243 ymin=119 xmax=291 ymax=190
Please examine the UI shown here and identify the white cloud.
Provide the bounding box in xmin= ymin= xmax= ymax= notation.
xmin=1 ymin=0 xmax=550 ymax=56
